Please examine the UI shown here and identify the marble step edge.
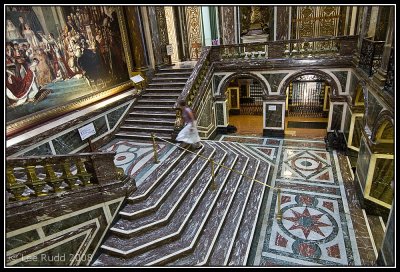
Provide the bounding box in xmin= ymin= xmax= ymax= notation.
xmin=114 ymin=132 xmax=171 ymax=139
xmin=119 ymin=126 xmax=174 ymax=132
xmin=119 ymin=145 xmax=215 ymax=219
xmin=225 ymin=142 xmax=272 ymax=266
xmin=101 ymin=152 xmax=247 ymax=260
xmin=144 ymin=155 xmax=252 ymax=266
xmin=111 ymin=146 xmax=227 ymax=236
xmin=180 ymin=142 xmax=262 ymax=266
xmin=126 ymin=146 xmax=203 ymax=204
xmin=124 ymin=119 xmax=175 ymax=125
xmin=361 ymin=209 xmax=379 ymax=258
xmin=101 ymin=145 xmax=244 ymax=258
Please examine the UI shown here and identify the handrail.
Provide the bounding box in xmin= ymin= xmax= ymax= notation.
xmin=6 ymin=151 xmax=124 ymax=203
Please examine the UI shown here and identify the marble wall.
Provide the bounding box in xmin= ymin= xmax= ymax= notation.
xmin=378 ymin=203 xmax=394 ymax=266
xmin=356 ymin=137 xmax=371 ymax=192
xmin=366 ymin=90 xmax=383 ymax=131
xmin=6 ymin=176 xmax=136 ymax=266
xmin=332 ymin=71 xmax=349 ymax=94
xmin=14 ymin=103 xmax=130 ymax=157
xmin=343 ymin=105 xmax=352 ymax=143
xmin=264 ymin=103 xmax=283 ymax=129
xmin=352 ymin=117 xmax=364 ymax=149
xmin=215 ymin=102 xmax=226 ymax=127
xmin=369 ymin=157 xmax=393 ymax=206
xmin=261 ymin=73 xmax=289 ymax=94
xmin=330 ymin=103 xmax=344 ymax=131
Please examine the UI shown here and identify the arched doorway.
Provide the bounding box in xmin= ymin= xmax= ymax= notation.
xmin=224 ymin=76 xmax=265 ymax=135
xmin=284 ymin=73 xmax=331 ymax=138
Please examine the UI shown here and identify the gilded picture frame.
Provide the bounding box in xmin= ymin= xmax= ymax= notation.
xmin=6 ymin=6 xmax=134 ymax=136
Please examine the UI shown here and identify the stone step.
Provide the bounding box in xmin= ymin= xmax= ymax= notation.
xmin=114 ymin=131 xmax=172 ymax=141
xmin=363 ymin=210 xmax=386 ymax=258
xmin=165 ymin=142 xmax=262 ymax=266
xmin=144 ymin=88 xmax=183 ymax=92
xmin=148 ymin=82 xmax=186 ymax=89
xmin=152 ymin=77 xmax=190 ymax=82
xmin=133 ymin=104 xmax=175 ymax=113
xmin=138 ymin=99 xmax=176 ymax=105
xmin=124 ymin=118 xmax=175 ymax=126
xmin=214 ymin=143 xmax=271 ymax=266
xmin=93 ymin=142 xmax=244 ymax=265
xmin=138 ymin=142 xmax=257 ymax=266
xmin=110 ymin=144 xmax=219 ymax=236
xmin=99 ymin=143 xmax=219 ymax=256
xmin=156 ymin=68 xmax=193 ymax=73
xmin=119 ymin=125 xmax=174 ymax=133
xmin=141 ymin=93 xmax=180 ymax=98
xmin=129 ymin=111 xmax=176 ymax=118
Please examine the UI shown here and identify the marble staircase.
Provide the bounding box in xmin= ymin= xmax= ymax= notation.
xmin=92 ymin=140 xmax=272 ymax=266
xmin=362 ymin=209 xmax=386 ymax=259
xmin=115 ymin=67 xmax=193 ymax=141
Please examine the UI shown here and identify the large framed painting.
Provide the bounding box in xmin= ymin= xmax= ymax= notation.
xmin=5 ymin=5 xmax=134 ymax=136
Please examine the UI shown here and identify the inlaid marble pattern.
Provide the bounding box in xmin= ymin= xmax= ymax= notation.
xmin=101 ymin=139 xmax=175 ymax=185
xmin=331 ymin=71 xmax=348 ymax=94
xmin=252 ymin=137 xmax=365 ymax=266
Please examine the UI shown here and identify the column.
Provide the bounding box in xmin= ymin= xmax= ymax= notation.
xmin=220 ymin=6 xmax=235 ymax=45
xmin=372 ymin=6 xmax=394 ymax=88
xmin=124 ymin=6 xmax=149 ymax=73
xmin=147 ymin=6 xmax=166 ymax=68
xmin=263 ymin=96 xmax=286 ymax=137
xmin=275 ymin=6 xmax=291 ymax=41
xmin=155 ymin=7 xmax=170 ymax=66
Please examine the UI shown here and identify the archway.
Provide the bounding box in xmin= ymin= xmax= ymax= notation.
xmin=220 ymin=73 xmax=267 ymax=136
xmin=281 ymin=72 xmax=336 ymax=138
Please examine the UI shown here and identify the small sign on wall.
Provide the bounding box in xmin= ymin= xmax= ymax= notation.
xmin=268 ymin=105 xmax=277 ymax=111
xmin=78 ymin=122 xmax=96 ymax=141
xmin=166 ymin=44 xmax=173 ymax=56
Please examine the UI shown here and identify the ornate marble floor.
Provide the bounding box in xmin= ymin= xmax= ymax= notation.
xmin=99 ymin=135 xmax=377 ymax=267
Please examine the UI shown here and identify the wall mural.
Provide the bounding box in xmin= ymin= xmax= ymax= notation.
xmin=5 ymin=6 xmax=130 ymax=126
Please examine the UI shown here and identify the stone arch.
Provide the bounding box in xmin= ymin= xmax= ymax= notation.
xmin=278 ymin=69 xmax=341 ymax=97
xmin=216 ymin=72 xmax=269 ymax=97
xmin=371 ymin=110 xmax=394 ymax=143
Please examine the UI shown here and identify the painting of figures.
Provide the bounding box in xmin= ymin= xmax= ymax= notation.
xmin=5 ymin=6 xmax=130 ymax=124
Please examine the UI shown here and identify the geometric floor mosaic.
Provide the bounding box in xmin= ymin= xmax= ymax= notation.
xmin=218 ymin=135 xmax=363 ymax=266
xmin=101 ymin=139 xmax=176 ymax=185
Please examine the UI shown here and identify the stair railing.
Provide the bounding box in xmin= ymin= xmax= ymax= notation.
xmin=6 ymin=152 xmax=124 ymax=203
xmin=173 ymin=47 xmax=212 ymax=133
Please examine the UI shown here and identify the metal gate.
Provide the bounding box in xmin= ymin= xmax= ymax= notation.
xmin=288 ymin=80 xmax=325 ymax=117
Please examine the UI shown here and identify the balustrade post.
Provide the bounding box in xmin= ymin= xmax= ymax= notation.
xmin=44 ymin=164 xmax=64 ymax=192
xmin=6 ymin=166 xmax=29 ymax=201
xmin=89 ymin=153 xmax=118 ymax=185
xmin=60 ymin=161 xmax=79 ymax=189
xmin=26 ymin=165 xmax=47 ymax=197
xmin=75 ymin=159 xmax=93 ymax=186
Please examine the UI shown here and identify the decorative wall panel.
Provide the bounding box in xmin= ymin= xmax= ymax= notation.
xmin=221 ymin=7 xmax=235 ymax=45
xmin=165 ymin=6 xmax=179 ymax=63
xmin=331 ymin=71 xmax=348 ymax=94
xmin=185 ymin=7 xmax=202 ymax=60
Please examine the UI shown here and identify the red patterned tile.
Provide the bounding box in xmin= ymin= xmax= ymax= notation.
xmin=322 ymin=201 xmax=335 ymax=212
xmin=275 ymin=233 xmax=288 ymax=247
xmin=327 ymin=244 xmax=341 ymax=259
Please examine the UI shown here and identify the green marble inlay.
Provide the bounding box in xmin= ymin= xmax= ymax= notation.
xmin=107 ymin=104 xmax=129 ymax=129
xmin=6 ymin=229 xmax=40 ymax=251
xmin=22 ymin=143 xmax=53 ymax=156
xmin=108 ymin=201 xmax=121 ymax=218
xmin=16 ymin=235 xmax=86 ymax=266
xmin=41 ymin=208 xmax=104 ymax=236
xmin=370 ymin=158 xmax=394 ymax=205
xmin=261 ymin=73 xmax=288 ymax=94
xmin=332 ymin=71 xmax=348 ymax=93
